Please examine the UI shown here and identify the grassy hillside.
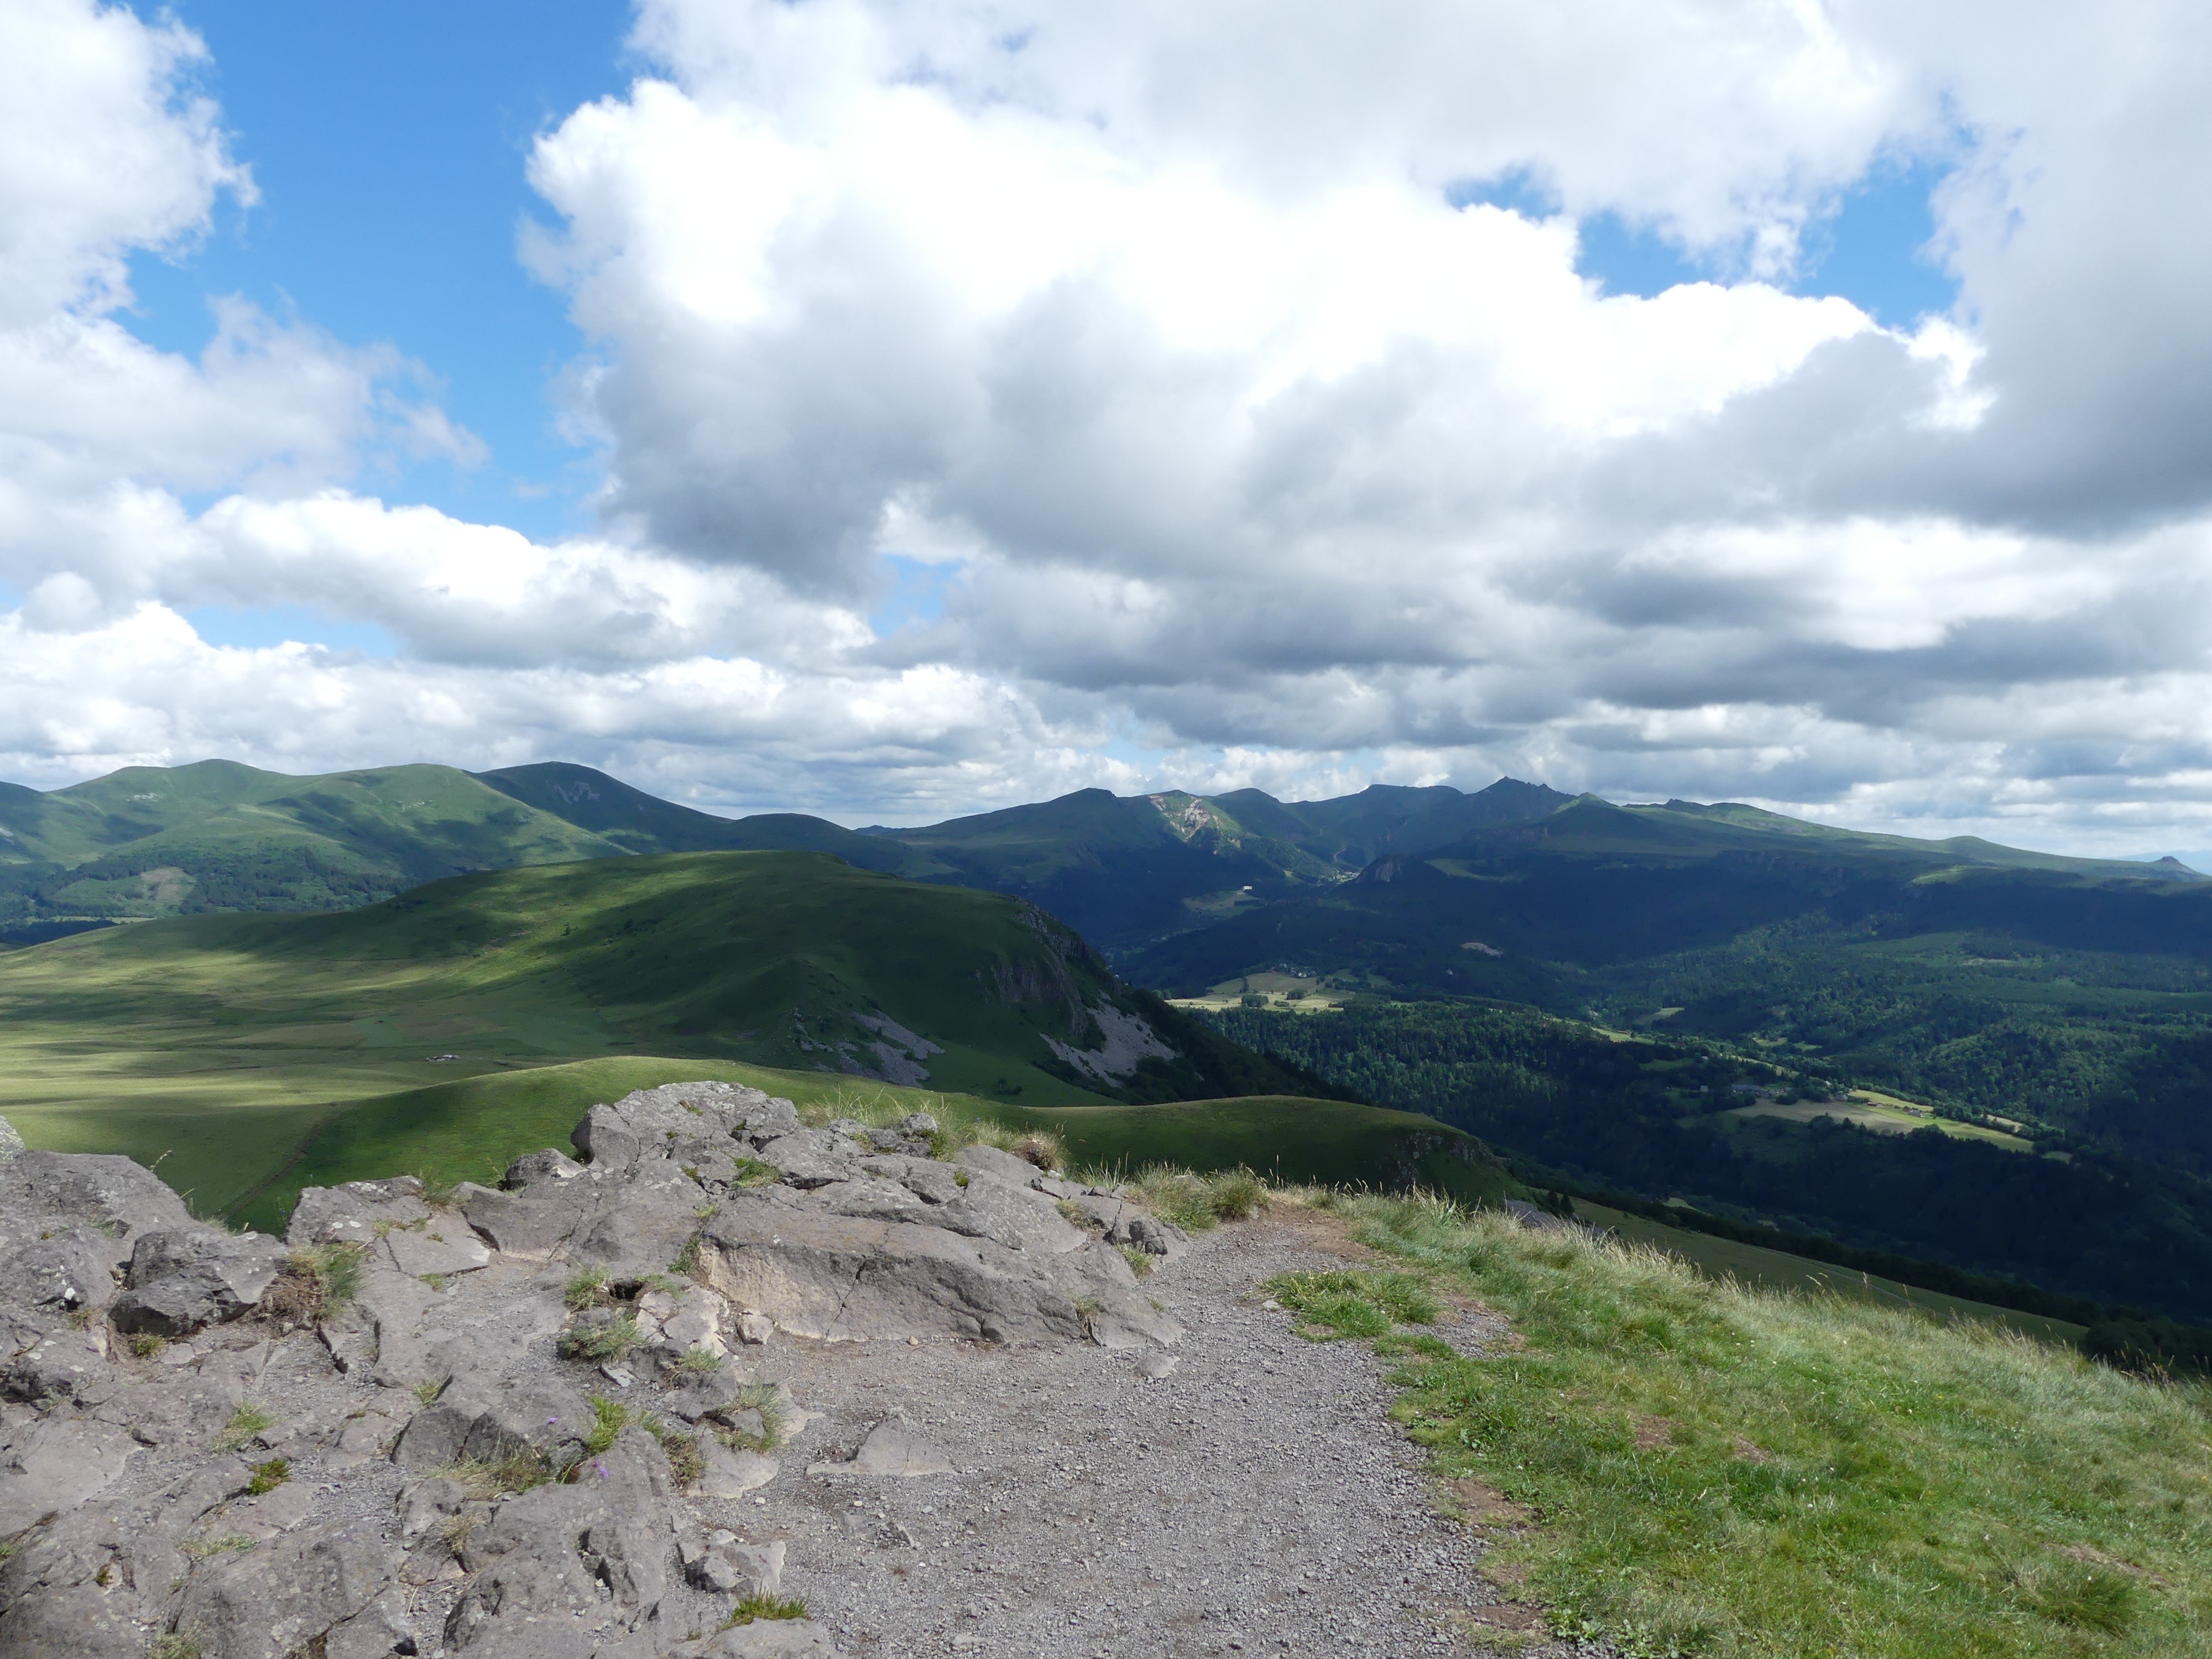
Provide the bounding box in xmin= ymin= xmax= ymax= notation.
xmin=224 ymin=1056 xmax=1499 ymax=1232
xmin=0 ymin=851 xmax=1326 ymax=1212
xmin=1305 ymin=1193 xmax=2212 ymax=1658
xmin=0 ymin=759 xmax=624 ymax=920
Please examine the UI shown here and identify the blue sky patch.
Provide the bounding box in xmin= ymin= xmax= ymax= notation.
xmin=871 ymin=554 xmax=957 ymax=635
xmin=1449 ymin=158 xmax=1960 ymax=324
xmin=186 ymin=603 xmax=398 ymax=658
xmin=127 ymin=0 xmax=632 ymax=541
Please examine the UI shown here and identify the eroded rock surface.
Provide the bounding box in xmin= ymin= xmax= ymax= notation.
xmin=0 ymin=1086 xmax=1195 ymax=1658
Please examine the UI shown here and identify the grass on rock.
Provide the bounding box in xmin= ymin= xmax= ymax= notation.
xmin=1300 ymin=1191 xmax=2212 ymax=1659
xmin=263 ymin=1242 xmax=364 ymax=1323
xmin=212 ymin=1402 xmax=276 ymax=1453
xmin=722 ymin=1593 xmax=809 ymax=1628
xmin=244 ymin=1458 xmax=290 ymax=1496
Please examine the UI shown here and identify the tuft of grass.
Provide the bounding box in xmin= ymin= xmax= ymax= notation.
xmin=212 ymin=1401 xmax=278 ymax=1453
xmin=1322 ymin=1192 xmax=2212 ymax=1659
xmin=642 ymin=1415 xmax=705 ymax=1486
xmin=1268 ymin=1269 xmax=1442 ymax=1340
xmin=148 ymin=1635 xmax=203 ymax=1659
xmin=563 ymin=1265 xmax=609 ymax=1308
xmin=675 ymin=1344 xmax=724 ymax=1374
xmin=1117 ymin=1244 xmax=1156 ymax=1278
xmin=244 ymin=1457 xmax=290 ymax=1495
xmin=129 ymin=1331 xmax=168 ymax=1359
xmin=731 ymin=1157 xmax=780 ymax=1188
xmin=432 ymin=1447 xmax=557 ymax=1501
xmin=796 ymin=1084 xmax=1067 ymax=1170
xmin=559 ymin=1312 xmax=644 ymax=1363
xmin=412 ymin=1169 xmax=462 ymax=1206
xmin=715 ymin=1381 xmax=791 ymax=1453
xmin=414 ymin=1376 xmax=446 ymax=1405
xmin=263 ymin=1241 xmax=366 ymax=1324
xmin=670 ymin=1233 xmax=706 ymax=1280
xmin=584 ymin=1394 xmax=629 ymax=1455
xmin=722 ymin=1593 xmax=809 ymax=1628
xmin=1132 ymin=1165 xmax=1269 ymax=1233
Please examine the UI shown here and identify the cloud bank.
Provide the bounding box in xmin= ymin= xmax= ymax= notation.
xmin=8 ymin=0 xmax=2212 ymax=848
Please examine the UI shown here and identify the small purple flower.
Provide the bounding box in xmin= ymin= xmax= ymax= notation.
xmin=547 ymin=1417 xmax=560 ymax=1426
xmin=594 ymin=1462 xmax=609 ymax=1479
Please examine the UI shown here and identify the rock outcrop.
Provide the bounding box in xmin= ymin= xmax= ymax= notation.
xmin=0 ymin=1083 xmax=1186 ymax=1657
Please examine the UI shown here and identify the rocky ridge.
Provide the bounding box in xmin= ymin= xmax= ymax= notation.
xmin=0 ymin=1082 xmax=1191 ymax=1658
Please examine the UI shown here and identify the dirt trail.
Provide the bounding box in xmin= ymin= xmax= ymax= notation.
xmin=748 ymin=1216 xmax=1561 ymax=1657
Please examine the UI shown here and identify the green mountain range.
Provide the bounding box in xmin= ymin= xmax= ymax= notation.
xmin=0 ymin=759 xmax=1579 ymax=947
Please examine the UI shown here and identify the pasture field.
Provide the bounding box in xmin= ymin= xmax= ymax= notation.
xmin=1166 ymin=972 xmax=1353 ymax=1014
xmin=1718 ymin=1094 xmax=2039 ymax=1152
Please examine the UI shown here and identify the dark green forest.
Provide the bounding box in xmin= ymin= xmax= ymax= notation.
xmin=1623 ymin=928 xmax=2212 ymax=1172
xmin=1197 ymin=999 xmax=2212 ymax=1323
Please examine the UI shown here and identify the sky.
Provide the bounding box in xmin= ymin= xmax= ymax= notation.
xmin=7 ymin=1 xmax=2212 ymax=851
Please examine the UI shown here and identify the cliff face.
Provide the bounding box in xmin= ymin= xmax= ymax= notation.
xmin=0 ymin=1084 xmax=1184 ymax=1658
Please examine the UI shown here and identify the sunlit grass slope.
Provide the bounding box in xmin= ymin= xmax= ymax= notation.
xmin=0 ymin=851 xmax=1125 ymax=1209
xmin=1287 ymin=1196 xmax=2212 ymax=1658
xmin=0 ymin=850 xmax=1329 ymax=1212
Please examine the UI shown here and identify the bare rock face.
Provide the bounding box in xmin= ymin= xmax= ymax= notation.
xmin=111 ymin=1231 xmax=289 ymax=1337
xmin=0 ymin=1091 xmax=1192 ymax=1657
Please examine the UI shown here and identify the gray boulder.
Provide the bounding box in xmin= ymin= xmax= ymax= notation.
xmin=0 ymin=1415 xmax=138 ymax=1535
xmin=668 ymin=1620 xmax=849 ymax=1657
xmin=953 ymin=1143 xmax=1048 ymax=1182
xmin=0 ymin=1112 xmax=23 ymax=1165
xmin=807 ymin=1414 xmax=953 ymax=1478
xmin=285 ymin=1176 xmax=431 ymax=1246
xmin=502 ymin=1146 xmax=584 ymax=1188
xmin=3 ymin=1322 xmax=113 ymax=1404
xmin=9 ymin=1149 xmax=195 ymax=1241
xmin=17 ymin=1227 xmax=121 ymax=1310
xmin=111 ymin=1229 xmax=287 ymax=1336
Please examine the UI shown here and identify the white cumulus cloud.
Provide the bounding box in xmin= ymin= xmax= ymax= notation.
xmin=11 ymin=0 xmax=2212 ymax=853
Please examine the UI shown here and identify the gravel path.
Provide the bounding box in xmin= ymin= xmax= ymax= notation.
xmin=730 ymin=1214 xmax=1557 ymax=1658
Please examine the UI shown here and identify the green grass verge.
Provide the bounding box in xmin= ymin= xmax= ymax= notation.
xmin=1293 ymin=1194 xmax=2212 ymax=1658
xmin=1575 ymin=1201 xmax=2087 ymax=1345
